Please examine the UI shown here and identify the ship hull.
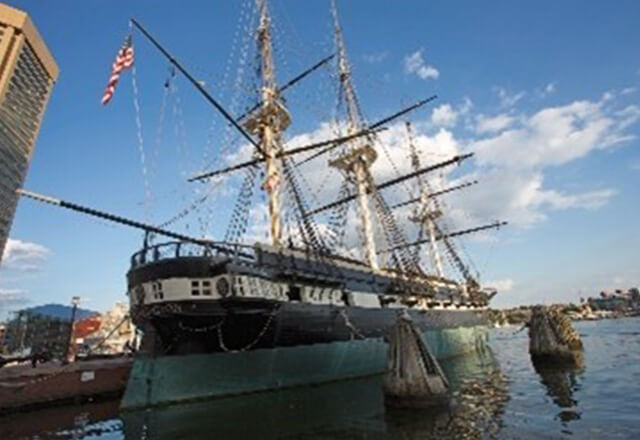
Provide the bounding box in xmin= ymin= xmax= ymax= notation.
xmin=122 ymin=245 xmax=492 ymax=409
xmin=121 ymin=301 xmax=488 ymax=409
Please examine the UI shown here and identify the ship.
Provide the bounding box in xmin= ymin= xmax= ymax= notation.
xmin=18 ymin=0 xmax=506 ymax=409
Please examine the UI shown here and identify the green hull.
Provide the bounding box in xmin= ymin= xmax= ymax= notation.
xmin=121 ymin=325 xmax=488 ymax=410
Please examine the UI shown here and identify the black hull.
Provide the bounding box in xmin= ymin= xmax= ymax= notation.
xmin=135 ymin=299 xmax=488 ymax=356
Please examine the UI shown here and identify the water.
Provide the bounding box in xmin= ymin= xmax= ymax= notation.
xmin=2 ymin=317 xmax=639 ymax=439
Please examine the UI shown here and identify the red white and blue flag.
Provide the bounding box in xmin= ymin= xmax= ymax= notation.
xmin=101 ymin=35 xmax=134 ymax=105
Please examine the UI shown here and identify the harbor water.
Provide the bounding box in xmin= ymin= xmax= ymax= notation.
xmin=1 ymin=317 xmax=639 ymax=439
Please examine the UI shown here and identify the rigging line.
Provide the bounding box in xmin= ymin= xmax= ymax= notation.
xmin=129 ymin=18 xmax=265 ymax=158
xmin=130 ymin=60 xmax=153 ymax=223
xmin=305 ymin=153 xmax=474 ymax=217
xmin=390 ymin=180 xmax=479 ymax=210
xmin=149 ymin=66 xmax=173 ymax=190
xmin=298 ymin=95 xmax=438 ymax=165
xmin=202 ymin=0 xmax=246 ymax=167
xmin=157 ymin=179 xmax=224 ymax=230
xmin=188 ymin=126 xmax=386 ymax=181
xmin=377 ymin=221 xmax=508 ymax=255
xmin=206 ymin=0 xmax=258 ymax=167
xmin=17 ymin=189 xmax=227 ymax=251
xmin=234 ymin=53 xmax=336 ymax=122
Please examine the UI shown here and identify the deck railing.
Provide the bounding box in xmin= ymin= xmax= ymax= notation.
xmin=129 ymin=241 xmax=256 ymax=268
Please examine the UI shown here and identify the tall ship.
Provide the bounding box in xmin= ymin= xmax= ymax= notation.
xmin=19 ymin=0 xmax=506 ymax=409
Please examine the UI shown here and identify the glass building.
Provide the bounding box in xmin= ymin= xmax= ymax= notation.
xmin=0 ymin=4 xmax=58 ymax=261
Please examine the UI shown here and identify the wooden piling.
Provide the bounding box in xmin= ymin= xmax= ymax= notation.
xmin=528 ymin=305 xmax=583 ymax=364
xmin=384 ymin=311 xmax=449 ymax=408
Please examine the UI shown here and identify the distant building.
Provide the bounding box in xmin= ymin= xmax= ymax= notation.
xmin=0 ymin=4 xmax=58 ymax=260
xmin=2 ymin=304 xmax=97 ymax=359
xmin=588 ymin=287 xmax=640 ymax=312
xmin=81 ymin=302 xmax=134 ymax=355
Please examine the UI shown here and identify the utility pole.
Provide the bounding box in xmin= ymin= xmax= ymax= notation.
xmin=63 ymin=296 xmax=80 ymax=364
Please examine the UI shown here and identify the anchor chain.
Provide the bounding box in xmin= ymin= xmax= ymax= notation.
xmin=217 ymin=304 xmax=281 ymax=352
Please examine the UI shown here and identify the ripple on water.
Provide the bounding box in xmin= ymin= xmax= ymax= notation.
xmin=2 ymin=317 xmax=640 ymax=439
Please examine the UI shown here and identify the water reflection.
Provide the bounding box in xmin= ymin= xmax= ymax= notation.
xmin=121 ymin=346 xmax=509 ymax=439
xmin=0 ymin=399 xmax=121 ymax=440
xmin=531 ymin=353 xmax=584 ymax=424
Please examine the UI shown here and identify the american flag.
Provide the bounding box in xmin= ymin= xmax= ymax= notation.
xmin=101 ymin=35 xmax=134 ymax=106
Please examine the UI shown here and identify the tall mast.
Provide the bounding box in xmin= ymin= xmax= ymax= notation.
xmin=406 ymin=122 xmax=444 ymax=277
xmin=329 ymin=0 xmax=379 ymax=269
xmin=245 ymin=0 xmax=291 ymax=247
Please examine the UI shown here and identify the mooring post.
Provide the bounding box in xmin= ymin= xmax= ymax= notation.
xmin=528 ymin=305 xmax=583 ymax=364
xmin=384 ymin=310 xmax=449 ymax=408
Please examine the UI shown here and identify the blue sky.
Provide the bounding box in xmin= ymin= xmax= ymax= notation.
xmin=1 ymin=0 xmax=639 ymax=317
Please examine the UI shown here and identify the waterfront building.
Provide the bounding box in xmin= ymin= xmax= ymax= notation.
xmin=2 ymin=304 xmax=96 ymax=358
xmin=79 ymin=302 xmax=134 ymax=355
xmin=588 ymin=288 xmax=640 ymax=312
xmin=0 ymin=3 xmax=58 ymax=260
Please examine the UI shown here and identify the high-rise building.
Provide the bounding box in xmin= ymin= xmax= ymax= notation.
xmin=0 ymin=4 xmax=58 ymax=261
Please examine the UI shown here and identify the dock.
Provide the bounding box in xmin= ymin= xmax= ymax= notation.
xmin=0 ymin=357 xmax=132 ymax=413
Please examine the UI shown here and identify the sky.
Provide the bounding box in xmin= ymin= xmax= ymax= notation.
xmin=0 ymin=0 xmax=639 ymax=318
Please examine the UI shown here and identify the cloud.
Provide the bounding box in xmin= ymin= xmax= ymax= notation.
xmin=362 ymin=51 xmax=389 ymax=64
xmin=475 ymin=113 xmax=516 ymax=134
xmin=1 ymin=239 xmax=50 ymax=272
xmin=431 ymin=104 xmax=458 ymax=128
xmin=447 ymin=170 xmax=616 ymax=229
xmin=0 ymin=288 xmax=29 ymax=312
xmin=485 ymin=279 xmax=514 ymax=292
xmin=621 ymin=87 xmax=637 ymax=95
xmin=494 ymin=87 xmax=526 ymax=108
xmin=404 ymin=50 xmax=439 ymax=80
xmin=472 ymin=99 xmax=639 ymax=169
xmin=218 ymin=86 xmax=638 ymax=281
xmin=536 ymin=82 xmax=557 ymax=98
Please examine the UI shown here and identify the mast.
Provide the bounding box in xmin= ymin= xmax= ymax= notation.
xmin=329 ymin=0 xmax=379 ymax=269
xmin=406 ymin=122 xmax=444 ymax=277
xmin=245 ymin=0 xmax=291 ymax=247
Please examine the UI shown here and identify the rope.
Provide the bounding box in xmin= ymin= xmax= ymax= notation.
xmin=131 ymin=61 xmax=153 ymax=223
xmin=340 ymin=309 xmax=365 ymax=340
xmin=86 ymin=314 xmax=131 ymax=355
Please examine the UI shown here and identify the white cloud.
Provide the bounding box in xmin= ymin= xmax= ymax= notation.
xmin=621 ymin=87 xmax=637 ymax=95
xmin=475 ymin=113 xmax=515 ymax=134
xmin=612 ymin=275 xmax=626 ymax=286
xmin=431 ymin=104 xmax=458 ymax=127
xmin=362 ymin=51 xmax=389 ymax=64
xmin=544 ymin=82 xmax=556 ymax=95
xmin=0 ymin=288 xmax=29 ymax=312
xmin=217 ymin=87 xmax=638 ymax=280
xmin=485 ymin=279 xmax=514 ymax=292
xmin=447 ymin=170 xmax=616 ymax=229
xmin=1 ymin=239 xmax=50 ymax=272
xmin=472 ymin=99 xmax=638 ymax=169
xmin=495 ymin=87 xmax=526 ymax=108
xmin=404 ymin=50 xmax=439 ymax=80
xmin=459 ymin=97 xmax=473 ymax=114
xmin=536 ymin=82 xmax=557 ymax=98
